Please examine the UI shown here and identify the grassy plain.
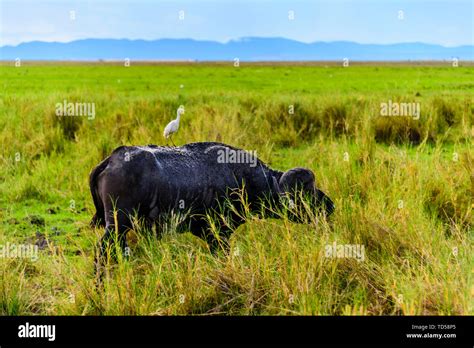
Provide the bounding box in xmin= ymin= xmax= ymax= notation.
xmin=0 ymin=62 xmax=472 ymax=315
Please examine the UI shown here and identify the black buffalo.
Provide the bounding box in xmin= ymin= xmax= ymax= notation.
xmin=90 ymin=142 xmax=334 ymax=261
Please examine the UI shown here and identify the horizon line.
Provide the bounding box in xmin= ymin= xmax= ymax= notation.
xmin=2 ymin=37 xmax=473 ymax=49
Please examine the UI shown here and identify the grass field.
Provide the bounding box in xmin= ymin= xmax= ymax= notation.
xmin=0 ymin=62 xmax=472 ymax=315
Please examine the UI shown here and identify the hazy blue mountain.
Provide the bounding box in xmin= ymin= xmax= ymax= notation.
xmin=1 ymin=37 xmax=472 ymax=61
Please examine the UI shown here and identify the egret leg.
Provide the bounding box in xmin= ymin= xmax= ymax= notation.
xmin=170 ymin=136 xmax=176 ymax=147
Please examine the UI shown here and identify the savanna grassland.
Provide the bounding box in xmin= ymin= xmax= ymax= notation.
xmin=0 ymin=62 xmax=472 ymax=315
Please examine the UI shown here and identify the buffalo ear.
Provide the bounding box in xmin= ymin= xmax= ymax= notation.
xmin=278 ymin=171 xmax=292 ymax=192
xmin=272 ymin=176 xmax=283 ymax=195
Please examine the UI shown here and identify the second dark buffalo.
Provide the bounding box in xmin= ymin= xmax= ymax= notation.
xmin=90 ymin=142 xmax=335 ymax=261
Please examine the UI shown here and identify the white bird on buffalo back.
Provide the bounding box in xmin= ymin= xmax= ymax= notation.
xmin=163 ymin=105 xmax=184 ymax=146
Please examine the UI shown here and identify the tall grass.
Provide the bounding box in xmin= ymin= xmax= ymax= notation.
xmin=0 ymin=64 xmax=472 ymax=315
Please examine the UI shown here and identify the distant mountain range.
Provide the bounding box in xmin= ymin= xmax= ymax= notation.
xmin=1 ymin=37 xmax=472 ymax=61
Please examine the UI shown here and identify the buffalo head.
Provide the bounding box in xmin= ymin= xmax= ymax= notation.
xmin=272 ymin=167 xmax=335 ymax=220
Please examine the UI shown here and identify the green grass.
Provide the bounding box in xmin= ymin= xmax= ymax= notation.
xmin=0 ymin=63 xmax=472 ymax=315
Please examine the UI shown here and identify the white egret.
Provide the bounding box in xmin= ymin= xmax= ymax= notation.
xmin=163 ymin=105 xmax=184 ymax=146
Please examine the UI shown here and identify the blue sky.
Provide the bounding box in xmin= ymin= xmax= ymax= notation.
xmin=1 ymin=0 xmax=472 ymax=47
